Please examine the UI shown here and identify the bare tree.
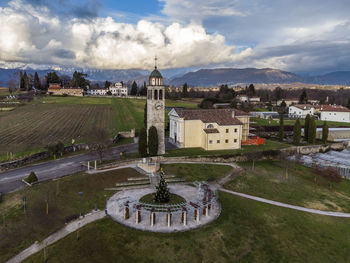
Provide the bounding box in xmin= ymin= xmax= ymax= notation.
xmin=88 ymin=128 xmax=112 ymax=163
xmin=7 ymin=79 xmax=17 ymax=94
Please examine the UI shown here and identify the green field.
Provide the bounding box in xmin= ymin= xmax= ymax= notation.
xmin=225 ymin=160 xmax=350 ymax=212
xmin=162 ymin=163 xmax=233 ymax=182
xmin=0 ymin=163 xmax=226 ymax=262
xmin=164 ymin=139 xmax=289 ymax=157
xmin=25 ymin=192 xmax=350 ymax=263
xmin=0 ymin=96 xmax=199 ymax=160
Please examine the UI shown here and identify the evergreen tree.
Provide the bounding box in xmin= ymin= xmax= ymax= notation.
xmin=274 ymin=86 xmax=283 ymax=101
xmin=182 ymin=83 xmax=188 ymax=97
xmin=104 ymin=80 xmax=112 ymax=89
xmin=130 ymin=81 xmax=138 ymax=95
xmin=304 ymin=114 xmax=310 ymax=141
xmin=20 ymin=72 xmax=25 ymax=90
xmin=299 ymin=89 xmax=308 ymax=104
xmin=140 ymin=81 xmax=147 ymax=96
xmin=69 ymin=71 xmax=90 ymax=90
xmin=154 ymin=173 xmax=170 ymax=203
xmin=34 ymin=72 xmax=41 ymax=90
xmin=138 ymin=127 xmax=148 ymax=157
xmin=322 ymin=121 xmax=329 ymax=144
xmin=279 ymin=112 xmax=284 ymax=141
xmin=293 ymin=119 xmax=301 ymax=145
xmin=248 ymin=84 xmax=255 ymax=96
xmin=45 ymin=72 xmax=61 ymax=89
xmin=23 ymin=72 xmax=30 ymax=91
xmin=148 ymin=126 xmax=158 ymax=156
xmin=144 ymin=102 xmax=147 ymax=128
xmin=308 ymin=117 xmax=316 ymax=144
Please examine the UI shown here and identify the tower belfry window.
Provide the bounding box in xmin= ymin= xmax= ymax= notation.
xmin=154 ymin=89 xmax=158 ymax=100
xmin=159 ymin=89 xmax=163 ymax=100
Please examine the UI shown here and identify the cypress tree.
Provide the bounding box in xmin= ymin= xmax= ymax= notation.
xmin=23 ymin=72 xmax=30 ymax=91
xmin=308 ymin=117 xmax=316 ymax=144
xmin=322 ymin=121 xmax=329 ymax=144
xmin=34 ymin=72 xmax=41 ymax=90
xmin=154 ymin=173 xmax=170 ymax=203
xmin=131 ymin=81 xmax=138 ymax=95
xmin=293 ymin=119 xmax=301 ymax=145
xmin=20 ymin=73 xmax=25 ymax=90
xmin=144 ymin=102 xmax=147 ymax=128
xmin=182 ymin=83 xmax=188 ymax=97
xmin=304 ymin=114 xmax=310 ymax=141
xmin=279 ymin=112 xmax=284 ymax=141
xmin=148 ymin=126 xmax=158 ymax=156
xmin=138 ymin=128 xmax=148 ymax=157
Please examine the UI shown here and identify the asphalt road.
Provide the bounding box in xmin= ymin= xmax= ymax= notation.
xmin=0 ymin=143 xmax=141 ymax=193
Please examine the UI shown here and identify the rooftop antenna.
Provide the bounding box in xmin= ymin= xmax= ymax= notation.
xmin=154 ymin=55 xmax=158 ymax=69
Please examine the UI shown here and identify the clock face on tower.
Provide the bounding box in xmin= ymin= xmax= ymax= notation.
xmin=155 ymin=102 xmax=163 ymax=110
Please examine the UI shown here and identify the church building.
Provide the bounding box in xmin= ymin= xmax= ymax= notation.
xmin=168 ymin=108 xmax=250 ymax=150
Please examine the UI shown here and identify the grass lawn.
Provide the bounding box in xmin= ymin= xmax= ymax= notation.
xmin=0 ymin=163 xmax=227 ymax=262
xmin=224 ymin=160 xmax=350 ymax=212
xmin=0 ymin=168 xmax=145 ymax=262
xmin=161 ymin=163 xmax=233 ymax=182
xmin=164 ymin=139 xmax=290 ymax=157
xmin=25 ymin=192 xmax=350 ymax=263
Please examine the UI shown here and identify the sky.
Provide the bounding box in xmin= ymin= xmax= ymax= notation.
xmin=0 ymin=0 xmax=349 ymax=74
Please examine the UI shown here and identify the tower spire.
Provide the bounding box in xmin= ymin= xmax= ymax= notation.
xmin=154 ymin=56 xmax=158 ymax=69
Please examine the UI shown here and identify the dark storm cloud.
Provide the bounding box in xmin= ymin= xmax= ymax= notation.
xmin=54 ymin=49 xmax=76 ymax=59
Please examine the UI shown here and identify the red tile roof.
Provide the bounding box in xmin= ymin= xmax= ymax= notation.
xmin=175 ymin=109 xmax=246 ymax=125
xmin=319 ymin=105 xmax=350 ymax=112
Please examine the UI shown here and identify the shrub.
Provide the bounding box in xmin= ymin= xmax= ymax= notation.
xmin=25 ymin=171 xmax=38 ymax=184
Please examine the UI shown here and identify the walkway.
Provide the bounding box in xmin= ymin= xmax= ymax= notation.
xmin=6 ymin=210 xmax=106 ymax=263
xmin=219 ymin=188 xmax=350 ymax=218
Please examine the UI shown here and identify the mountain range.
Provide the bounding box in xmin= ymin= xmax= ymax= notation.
xmin=0 ymin=66 xmax=349 ymax=87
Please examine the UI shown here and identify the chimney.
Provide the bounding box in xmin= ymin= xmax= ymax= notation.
xmin=232 ymin=110 xmax=235 ymax=118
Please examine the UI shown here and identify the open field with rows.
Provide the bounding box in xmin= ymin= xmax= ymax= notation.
xmin=0 ymin=96 xmax=199 ymax=159
xmin=0 ymin=103 xmax=115 ymax=156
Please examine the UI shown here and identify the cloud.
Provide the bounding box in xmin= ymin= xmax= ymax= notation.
xmin=0 ymin=0 xmax=249 ymax=70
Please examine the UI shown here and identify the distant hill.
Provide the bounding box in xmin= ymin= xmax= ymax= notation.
xmin=169 ymin=68 xmax=302 ymax=86
xmin=1 ymin=66 xmax=350 ymax=87
xmin=306 ymin=71 xmax=350 ymax=85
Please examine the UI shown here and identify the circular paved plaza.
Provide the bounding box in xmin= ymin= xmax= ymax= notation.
xmin=106 ymin=184 xmax=221 ymax=232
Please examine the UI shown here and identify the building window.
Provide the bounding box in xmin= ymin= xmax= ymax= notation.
xmin=226 ymin=129 xmax=229 ymax=133
xmin=234 ymin=139 xmax=237 ymax=143
xmin=154 ymin=89 xmax=158 ymax=100
xmin=217 ymin=140 xmax=220 ymax=144
xmin=159 ymin=89 xmax=163 ymax=100
xmin=234 ymin=128 xmax=237 ymax=132
xmin=207 ymin=124 xmax=214 ymax=128
xmin=225 ymin=139 xmax=228 ymax=143
xmin=209 ymin=140 xmax=212 ymax=144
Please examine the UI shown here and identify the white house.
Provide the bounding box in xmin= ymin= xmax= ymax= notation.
xmin=288 ymin=104 xmax=314 ymax=118
xmin=236 ymin=95 xmax=249 ymax=102
xmin=320 ymin=105 xmax=350 ymax=123
xmin=110 ymin=82 xmax=128 ymax=97
xmin=86 ymin=87 xmax=108 ymax=96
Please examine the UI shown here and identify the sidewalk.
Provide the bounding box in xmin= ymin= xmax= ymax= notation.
xmin=6 ymin=210 xmax=106 ymax=263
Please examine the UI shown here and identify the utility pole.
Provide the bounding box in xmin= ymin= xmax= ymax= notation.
xmin=78 ymin=192 xmax=83 ymax=217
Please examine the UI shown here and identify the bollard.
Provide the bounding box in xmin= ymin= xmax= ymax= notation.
xmin=87 ymin=161 xmax=90 ymax=170
xmin=182 ymin=210 xmax=187 ymax=226
xmin=94 ymin=160 xmax=97 ymax=170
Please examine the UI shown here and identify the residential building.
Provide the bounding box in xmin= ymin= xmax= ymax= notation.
xmin=236 ymin=95 xmax=249 ymax=102
xmin=168 ymin=108 xmax=250 ymax=150
xmin=110 ymin=82 xmax=128 ymax=97
xmin=319 ymin=105 xmax=350 ymax=123
xmin=288 ymin=104 xmax=314 ymax=118
xmin=249 ymin=96 xmax=261 ymax=103
xmin=86 ymin=87 xmax=108 ymax=96
xmin=48 ymin=83 xmax=83 ymax=96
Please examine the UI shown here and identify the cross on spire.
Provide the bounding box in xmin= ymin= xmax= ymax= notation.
xmin=154 ymin=56 xmax=158 ymax=69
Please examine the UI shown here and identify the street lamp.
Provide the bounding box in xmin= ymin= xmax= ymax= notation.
xmin=78 ymin=192 xmax=83 ymax=217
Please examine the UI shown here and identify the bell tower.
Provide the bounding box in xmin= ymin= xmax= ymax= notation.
xmin=147 ymin=57 xmax=165 ymax=155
